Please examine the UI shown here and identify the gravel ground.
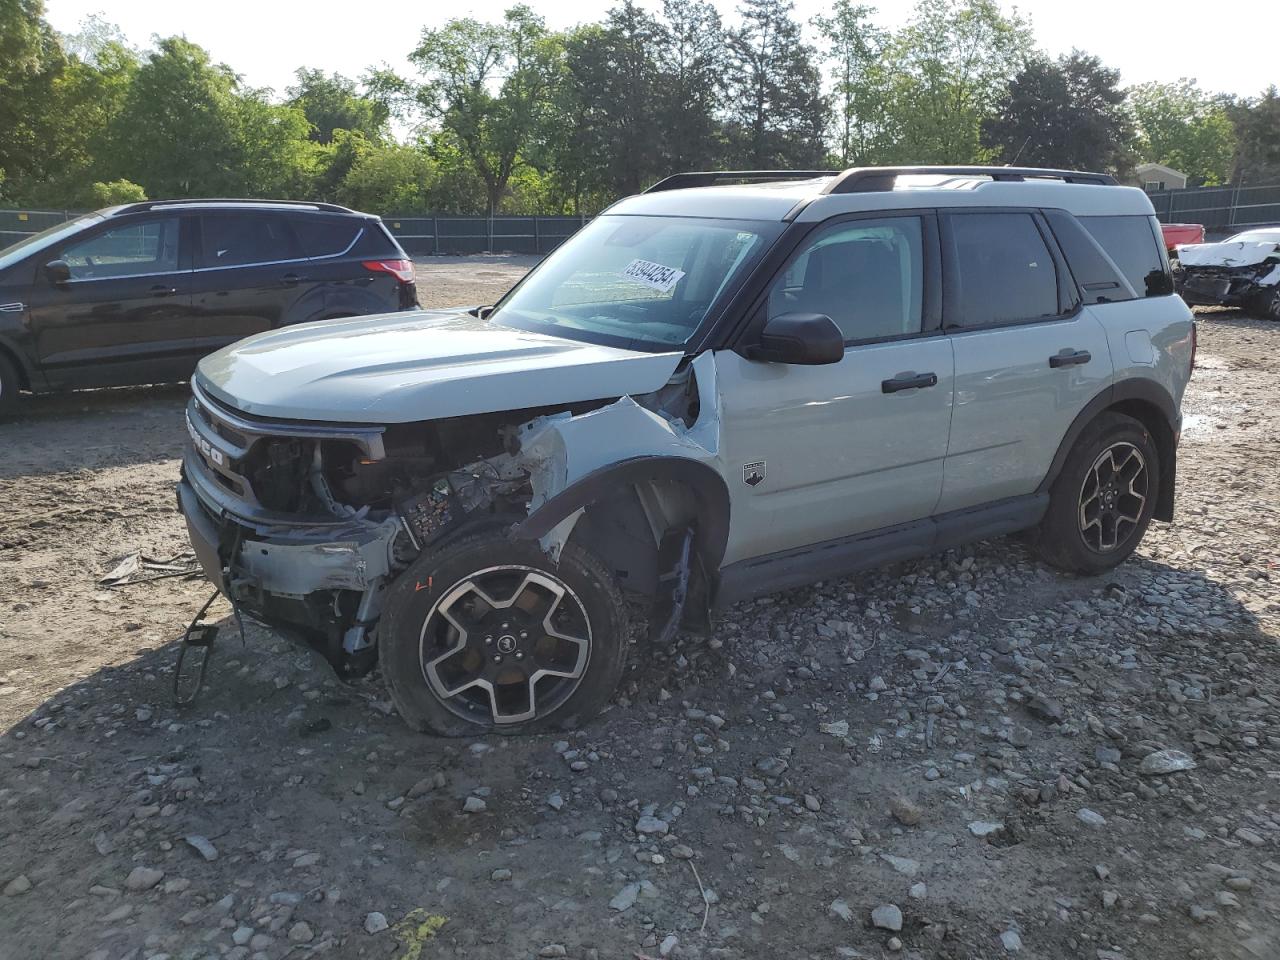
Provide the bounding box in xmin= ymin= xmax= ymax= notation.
xmin=0 ymin=267 xmax=1277 ymax=960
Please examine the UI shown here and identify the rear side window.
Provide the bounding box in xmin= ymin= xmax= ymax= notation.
xmin=948 ymin=212 xmax=1060 ymax=327
xmin=768 ymin=216 xmax=924 ymax=342
xmin=293 ymin=215 xmax=363 ymax=258
xmin=1079 ymin=215 xmax=1173 ymax=297
xmin=198 ymin=214 xmax=300 ymax=269
xmin=351 ymin=222 xmax=404 ymax=258
xmin=1043 ymin=210 xmax=1135 ymax=304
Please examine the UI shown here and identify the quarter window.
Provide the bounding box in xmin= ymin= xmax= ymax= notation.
xmin=1080 ymin=215 xmax=1173 ymax=297
xmin=61 ymin=219 xmax=180 ymax=280
xmin=199 ymin=214 xmax=299 ymax=268
xmin=767 ymin=216 xmax=924 ymax=342
xmin=949 ymin=213 xmax=1059 ymax=326
xmin=293 ymin=215 xmax=362 ymax=258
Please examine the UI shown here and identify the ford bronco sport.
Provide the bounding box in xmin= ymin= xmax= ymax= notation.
xmin=178 ymin=166 xmax=1196 ymax=735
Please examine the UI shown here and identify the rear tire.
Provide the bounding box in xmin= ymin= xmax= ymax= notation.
xmin=0 ymin=352 xmax=22 ymax=419
xmin=1031 ymin=412 xmax=1160 ymax=575
xmin=378 ymin=528 xmax=629 ymax=736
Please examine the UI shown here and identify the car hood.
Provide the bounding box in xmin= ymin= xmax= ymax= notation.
xmin=195 ymin=309 xmax=686 ymax=424
xmin=1177 ymin=239 xmax=1280 ymax=268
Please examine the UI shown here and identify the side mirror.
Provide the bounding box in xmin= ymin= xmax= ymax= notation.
xmin=746 ymin=312 xmax=844 ymax=365
xmin=44 ymin=259 xmax=72 ymax=284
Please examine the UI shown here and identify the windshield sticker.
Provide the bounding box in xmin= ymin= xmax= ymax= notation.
xmin=621 ymin=258 xmax=685 ymax=293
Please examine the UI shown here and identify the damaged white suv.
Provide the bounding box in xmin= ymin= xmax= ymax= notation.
xmin=179 ymin=166 xmax=1196 ymax=735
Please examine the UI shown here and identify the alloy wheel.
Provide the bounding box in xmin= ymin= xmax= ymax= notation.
xmin=1078 ymin=442 xmax=1148 ymax=553
xmin=419 ymin=565 xmax=591 ymax=725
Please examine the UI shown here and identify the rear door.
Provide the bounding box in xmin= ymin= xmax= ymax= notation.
xmin=937 ymin=210 xmax=1113 ymax=513
xmin=190 ymin=212 xmax=307 ymax=345
xmin=717 ymin=212 xmax=955 ymax=564
xmin=27 ymin=214 xmax=196 ymax=387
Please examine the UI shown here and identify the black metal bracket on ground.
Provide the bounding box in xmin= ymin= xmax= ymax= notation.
xmin=649 ymin=527 xmax=694 ymax=648
xmin=173 ymin=590 xmax=222 ymax=706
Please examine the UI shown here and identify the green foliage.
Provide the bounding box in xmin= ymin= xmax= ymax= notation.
xmin=812 ymin=0 xmax=888 ymax=165
xmin=881 ymin=0 xmax=1033 ymax=164
xmin=982 ymin=51 xmax=1137 ymax=176
xmin=0 ymin=0 xmax=67 ymax=198
xmin=1129 ymin=79 xmax=1236 ymax=186
xmin=288 ymin=68 xmax=389 ymax=144
xmin=84 ymin=179 xmax=147 ymax=206
xmin=1228 ymin=87 xmax=1280 ymax=185
xmin=0 ymin=2 xmax=1260 ymax=216
xmin=723 ymin=0 xmax=830 ymax=168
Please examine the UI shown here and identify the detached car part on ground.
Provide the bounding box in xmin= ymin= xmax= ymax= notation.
xmin=1175 ymin=227 xmax=1280 ymax=320
xmin=179 ymin=166 xmax=1195 ymax=736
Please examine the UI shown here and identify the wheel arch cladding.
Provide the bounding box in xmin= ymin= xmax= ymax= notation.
xmin=510 ymin=456 xmax=732 ymax=592
xmin=1039 ymin=379 xmax=1179 ymax=522
xmin=0 ymin=337 xmax=33 ymax=391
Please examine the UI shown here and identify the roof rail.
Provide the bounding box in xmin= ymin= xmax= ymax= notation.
xmin=644 ymin=170 xmax=838 ymax=193
xmin=111 ymin=198 xmax=358 ymax=215
xmin=823 ymin=166 xmax=1118 ymax=194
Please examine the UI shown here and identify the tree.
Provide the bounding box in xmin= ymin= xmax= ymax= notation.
xmin=100 ymin=37 xmax=316 ymax=199
xmin=0 ymin=0 xmax=66 ymax=199
xmin=1227 ymin=87 xmax=1280 ymax=185
xmin=287 ymin=68 xmax=389 ymax=144
xmin=656 ymin=0 xmax=727 ymax=173
xmin=336 ymin=140 xmax=435 ymax=213
xmin=408 ymin=5 xmax=560 ymax=213
xmin=881 ymin=0 xmax=1033 ymax=164
xmin=723 ymin=0 xmax=829 ymax=169
xmin=1128 ymin=79 xmax=1235 ymax=186
xmin=812 ymin=0 xmax=888 ymax=165
xmin=981 ymin=51 xmax=1136 ymax=176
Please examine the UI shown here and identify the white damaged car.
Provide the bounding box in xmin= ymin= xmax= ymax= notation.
xmin=1176 ymin=227 xmax=1280 ymax=319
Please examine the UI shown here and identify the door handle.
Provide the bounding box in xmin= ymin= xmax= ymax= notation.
xmin=881 ymin=371 xmax=938 ymax=393
xmin=149 ymin=284 xmax=177 ymax=297
xmin=1049 ymin=348 xmax=1092 ymax=368
xmin=280 ymin=273 xmax=304 ymax=286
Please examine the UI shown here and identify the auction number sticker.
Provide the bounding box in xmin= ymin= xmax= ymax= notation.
xmin=621 ymin=258 xmax=685 ymax=293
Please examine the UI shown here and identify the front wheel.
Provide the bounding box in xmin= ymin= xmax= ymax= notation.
xmin=1249 ymin=286 xmax=1280 ymax=321
xmin=378 ymin=528 xmax=629 ymax=736
xmin=1031 ymin=412 xmax=1160 ymax=575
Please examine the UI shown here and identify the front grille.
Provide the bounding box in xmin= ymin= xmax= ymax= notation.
xmin=185 ymin=379 xmax=386 ymax=523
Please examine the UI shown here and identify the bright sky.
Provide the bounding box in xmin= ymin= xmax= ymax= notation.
xmin=45 ymin=0 xmax=1274 ymax=107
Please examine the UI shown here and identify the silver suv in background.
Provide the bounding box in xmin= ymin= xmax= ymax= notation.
xmin=178 ymin=166 xmax=1196 ymax=735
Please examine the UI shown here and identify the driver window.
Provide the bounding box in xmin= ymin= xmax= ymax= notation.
xmin=769 ymin=217 xmax=924 ymax=342
xmin=62 ymin=218 xmax=180 ymax=281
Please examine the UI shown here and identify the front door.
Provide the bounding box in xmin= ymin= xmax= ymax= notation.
xmin=717 ymin=213 xmax=955 ymax=565
xmin=28 ymin=215 xmax=195 ymax=388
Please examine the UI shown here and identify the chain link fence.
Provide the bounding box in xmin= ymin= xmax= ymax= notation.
xmin=6 ymin=185 xmax=1279 ymax=253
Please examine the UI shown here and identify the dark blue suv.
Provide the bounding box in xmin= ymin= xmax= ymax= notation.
xmin=0 ymin=199 xmax=417 ymax=415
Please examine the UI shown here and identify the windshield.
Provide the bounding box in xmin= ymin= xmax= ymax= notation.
xmin=1227 ymin=229 xmax=1280 ymax=244
xmin=490 ymin=214 xmax=782 ymax=350
xmin=0 ymin=213 xmax=104 ymax=272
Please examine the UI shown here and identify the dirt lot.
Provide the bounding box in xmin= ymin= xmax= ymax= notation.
xmin=1 ymin=260 xmax=1278 ymax=960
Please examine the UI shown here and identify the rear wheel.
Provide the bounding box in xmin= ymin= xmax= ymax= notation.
xmin=0 ymin=352 xmax=22 ymax=419
xmin=1031 ymin=412 xmax=1159 ymax=574
xmin=378 ymin=528 xmax=629 ymax=736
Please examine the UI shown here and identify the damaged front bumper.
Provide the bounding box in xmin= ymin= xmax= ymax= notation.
xmin=178 ymin=382 xmax=407 ymax=669
xmin=1178 ymin=263 xmax=1280 ymax=307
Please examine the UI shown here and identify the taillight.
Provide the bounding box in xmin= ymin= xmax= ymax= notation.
xmin=362 ymin=259 xmax=415 ymax=284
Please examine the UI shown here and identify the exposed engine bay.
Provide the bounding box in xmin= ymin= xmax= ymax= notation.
xmin=1176 ymin=236 xmax=1280 ymax=311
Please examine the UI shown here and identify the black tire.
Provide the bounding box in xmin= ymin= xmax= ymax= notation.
xmin=1249 ymin=286 xmax=1280 ymax=321
xmin=378 ymin=527 xmax=629 ymax=736
xmin=0 ymin=351 xmax=21 ymax=419
xmin=1030 ymin=412 xmax=1160 ymax=575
